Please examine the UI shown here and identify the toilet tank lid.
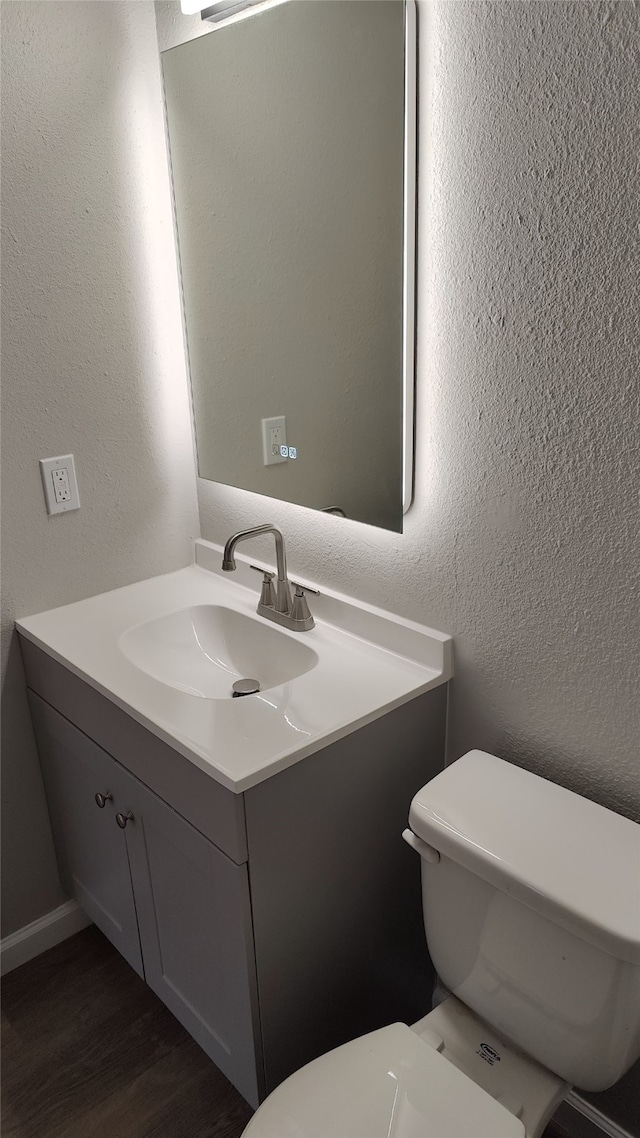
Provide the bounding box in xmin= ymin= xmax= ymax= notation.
xmin=408 ymin=751 xmax=640 ymax=965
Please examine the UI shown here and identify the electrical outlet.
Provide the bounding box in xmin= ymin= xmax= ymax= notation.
xmin=261 ymin=416 xmax=287 ymax=466
xmin=52 ymin=467 xmax=71 ymax=503
xmin=40 ymin=455 xmax=80 ymax=515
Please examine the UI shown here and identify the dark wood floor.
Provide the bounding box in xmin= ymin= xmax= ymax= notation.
xmin=1 ymin=927 xmax=254 ymax=1138
xmin=2 ymin=926 xmax=574 ymax=1138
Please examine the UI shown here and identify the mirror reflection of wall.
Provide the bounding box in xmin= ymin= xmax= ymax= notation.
xmin=162 ymin=0 xmax=414 ymax=532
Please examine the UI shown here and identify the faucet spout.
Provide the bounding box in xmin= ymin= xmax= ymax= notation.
xmin=222 ymin=524 xmax=291 ymax=613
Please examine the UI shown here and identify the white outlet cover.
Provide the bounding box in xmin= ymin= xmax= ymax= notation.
xmin=261 ymin=415 xmax=287 ymax=466
xmin=40 ymin=454 xmax=81 ymax=515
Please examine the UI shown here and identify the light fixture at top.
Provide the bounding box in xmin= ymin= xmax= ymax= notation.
xmin=180 ymin=0 xmax=267 ymax=21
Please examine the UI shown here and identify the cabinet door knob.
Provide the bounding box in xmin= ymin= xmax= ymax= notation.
xmin=95 ymin=792 xmax=113 ymax=808
xmin=115 ymin=810 xmax=134 ymax=829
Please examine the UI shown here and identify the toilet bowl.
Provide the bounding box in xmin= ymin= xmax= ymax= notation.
xmin=242 ymin=1019 xmax=527 ymax=1138
xmin=242 ymin=751 xmax=640 ymax=1138
xmin=243 ymin=997 xmax=568 ymax=1138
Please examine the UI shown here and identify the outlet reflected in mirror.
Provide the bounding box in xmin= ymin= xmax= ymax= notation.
xmin=162 ymin=0 xmax=415 ymax=531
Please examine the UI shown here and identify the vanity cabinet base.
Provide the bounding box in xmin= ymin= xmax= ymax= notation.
xmin=29 ymin=693 xmax=144 ymax=979
xmin=245 ymin=686 xmax=446 ymax=1092
xmin=27 ymin=692 xmax=262 ymax=1108
xmin=21 ymin=638 xmax=447 ymax=1106
xmin=126 ymin=773 xmax=261 ymax=1104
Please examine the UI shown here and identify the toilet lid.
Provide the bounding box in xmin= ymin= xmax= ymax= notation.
xmin=243 ymin=1023 xmax=526 ymax=1138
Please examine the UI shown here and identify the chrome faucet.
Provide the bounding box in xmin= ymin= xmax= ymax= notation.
xmin=222 ymin=524 xmax=317 ymax=631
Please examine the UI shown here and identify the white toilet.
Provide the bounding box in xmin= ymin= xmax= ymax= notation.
xmin=243 ymin=750 xmax=640 ymax=1138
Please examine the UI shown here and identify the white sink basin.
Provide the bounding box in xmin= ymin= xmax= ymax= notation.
xmin=16 ymin=540 xmax=452 ymax=792
xmin=119 ymin=605 xmax=318 ymax=699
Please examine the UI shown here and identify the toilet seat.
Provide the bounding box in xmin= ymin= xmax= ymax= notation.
xmin=243 ymin=1023 xmax=525 ymax=1138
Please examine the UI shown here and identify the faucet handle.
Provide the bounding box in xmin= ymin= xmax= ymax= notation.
xmin=250 ymin=565 xmax=276 ymax=608
xmin=290 ymin=582 xmax=318 ymax=630
xmin=290 ymin=582 xmax=320 ymax=596
xmin=250 ymin=564 xmax=275 ymax=579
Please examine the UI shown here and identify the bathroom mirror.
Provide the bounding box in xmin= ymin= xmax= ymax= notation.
xmin=162 ymin=0 xmax=415 ymax=532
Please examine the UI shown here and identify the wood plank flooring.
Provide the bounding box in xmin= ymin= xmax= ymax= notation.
xmin=1 ymin=927 xmax=253 ymax=1138
xmin=2 ymin=926 xmax=574 ymax=1138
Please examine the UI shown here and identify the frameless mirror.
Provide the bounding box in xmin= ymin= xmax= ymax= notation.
xmin=162 ymin=0 xmax=415 ymax=532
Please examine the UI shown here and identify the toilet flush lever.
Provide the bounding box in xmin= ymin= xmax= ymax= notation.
xmin=402 ymin=828 xmax=440 ymax=864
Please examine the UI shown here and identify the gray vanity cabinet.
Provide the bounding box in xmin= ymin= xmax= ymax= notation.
xmin=28 ymin=693 xmax=144 ymax=977
xmin=27 ymin=690 xmax=261 ymax=1107
xmin=125 ymin=781 xmax=260 ymax=1105
xmin=20 ymin=636 xmax=447 ymax=1110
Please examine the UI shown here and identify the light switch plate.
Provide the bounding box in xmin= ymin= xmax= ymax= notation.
xmin=40 ymin=454 xmax=81 ymax=515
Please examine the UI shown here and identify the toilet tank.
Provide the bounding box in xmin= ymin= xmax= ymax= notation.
xmin=408 ymin=752 xmax=640 ymax=1092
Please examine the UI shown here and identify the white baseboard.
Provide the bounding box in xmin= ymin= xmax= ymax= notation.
xmin=557 ymin=1092 xmax=637 ymax=1138
xmin=1 ymin=900 xmax=91 ymax=976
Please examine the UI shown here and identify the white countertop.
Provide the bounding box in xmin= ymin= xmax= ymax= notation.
xmin=16 ymin=540 xmax=452 ymax=793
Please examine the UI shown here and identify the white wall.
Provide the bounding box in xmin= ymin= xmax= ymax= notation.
xmin=196 ymin=0 xmax=640 ymax=825
xmin=1 ymin=0 xmax=199 ymax=937
xmin=195 ymin=7 xmax=640 ymax=1119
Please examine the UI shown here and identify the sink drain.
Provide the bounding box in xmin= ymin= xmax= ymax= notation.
xmin=232 ymin=678 xmax=261 ymax=698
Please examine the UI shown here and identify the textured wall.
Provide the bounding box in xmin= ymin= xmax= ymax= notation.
xmin=195 ymin=10 xmax=640 ymax=1120
xmin=1 ymin=1 xmax=199 ymax=937
xmin=196 ymin=7 xmax=640 ymax=1119
xmin=197 ymin=0 xmax=640 ymax=822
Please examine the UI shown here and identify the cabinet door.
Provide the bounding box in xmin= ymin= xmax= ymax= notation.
xmin=125 ymin=783 xmax=262 ymax=1107
xmin=28 ymin=693 xmax=143 ymax=977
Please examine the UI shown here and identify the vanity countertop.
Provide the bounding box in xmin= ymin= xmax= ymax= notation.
xmin=16 ymin=540 xmax=452 ymax=793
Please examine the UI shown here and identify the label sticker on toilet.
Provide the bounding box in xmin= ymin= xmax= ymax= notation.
xmin=477 ymin=1042 xmax=501 ymax=1066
